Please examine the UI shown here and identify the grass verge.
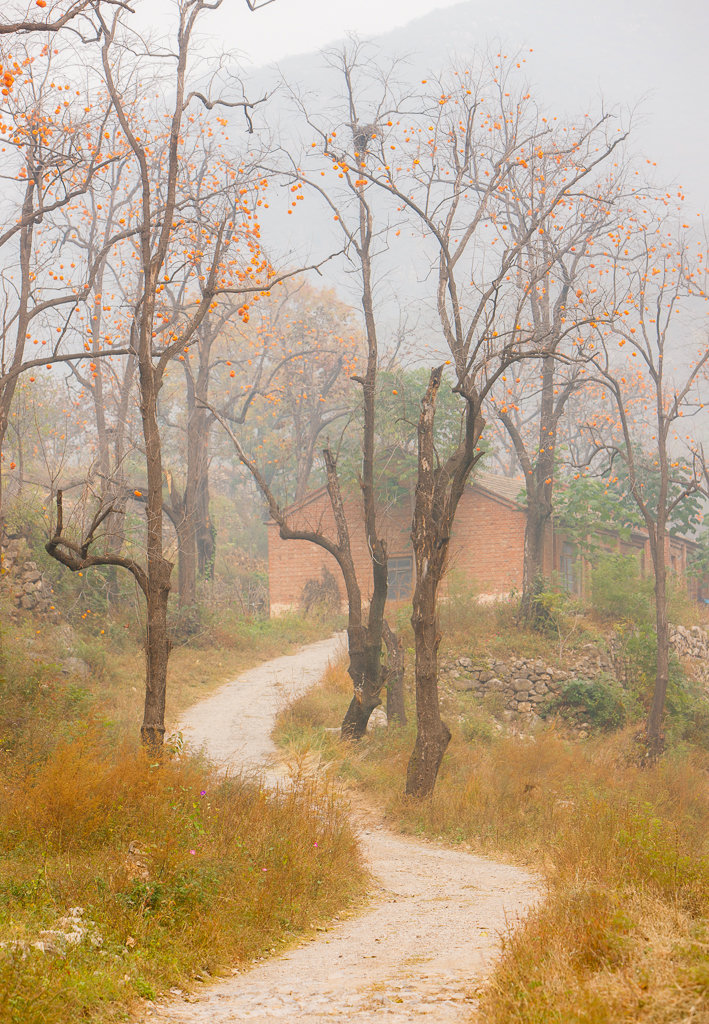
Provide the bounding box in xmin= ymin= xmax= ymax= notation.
xmin=0 ymin=593 xmax=357 ymax=1023
xmin=0 ymin=596 xmax=337 ymax=756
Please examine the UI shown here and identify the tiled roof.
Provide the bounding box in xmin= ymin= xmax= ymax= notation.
xmin=472 ymin=472 xmax=526 ymax=506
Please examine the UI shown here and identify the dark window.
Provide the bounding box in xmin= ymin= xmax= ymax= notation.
xmin=388 ymin=555 xmax=413 ymax=600
xmin=560 ymin=542 xmax=577 ymax=593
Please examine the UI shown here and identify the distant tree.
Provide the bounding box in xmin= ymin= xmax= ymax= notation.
xmin=489 ymin=133 xmax=630 ymax=621
xmin=585 ymin=203 xmax=709 ymax=757
xmin=555 ymin=455 xmax=704 ymax=558
xmin=0 ymin=41 xmax=129 ymax=534
xmin=240 ymin=281 xmax=360 ymax=505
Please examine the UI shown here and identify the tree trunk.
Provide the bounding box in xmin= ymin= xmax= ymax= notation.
xmin=519 ymin=500 xmax=549 ymax=621
xmin=141 ymin=556 xmax=172 ymax=751
xmin=137 ymin=275 xmax=173 ymax=749
xmin=195 ymin=470 xmax=215 ymax=580
xmin=340 ymin=568 xmax=388 ymax=737
xmin=338 ymin=179 xmax=388 ymax=739
xmin=383 ymin=619 xmax=406 ymax=726
xmin=175 ymin=513 xmax=197 ymax=609
xmin=646 ymin=539 xmax=669 ymax=758
xmin=341 ymin=621 xmax=383 ymax=737
xmin=405 ymin=367 xmax=457 ymax=797
xmin=407 ymin=576 xmax=450 ymax=797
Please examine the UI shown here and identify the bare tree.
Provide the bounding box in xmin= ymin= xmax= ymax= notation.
xmin=239 ymin=43 xmax=412 ymax=736
xmin=0 ymin=0 xmax=133 ymax=36
xmin=585 ymin=203 xmax=709 ymax=757
xmin=491 ymin=134 xmax=630 ymax=620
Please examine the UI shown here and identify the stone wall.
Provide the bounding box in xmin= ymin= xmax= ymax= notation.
xmin=669 ymin=624 xmax=709 ymax=683
xmin=441 ymin=645 xmax=616 ymax=718
xmin=1 ymin=530 xmax=57 ymax=615
xmin=670 ymin=624 xmax=709 ymax=660
xmin=442 ymin=624 xmax=709 ymax=722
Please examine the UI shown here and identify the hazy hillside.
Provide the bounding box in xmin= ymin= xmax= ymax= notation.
xmin=240 ymin=0 xmax=708 ymax=326
xmin=267 ymin=0 xmax=708 ymax=209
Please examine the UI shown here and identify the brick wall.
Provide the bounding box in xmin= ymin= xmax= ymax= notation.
xmin=267 ymin=484 xmax=529 ymax=614
xmin=445 ymin=489 xmax=527 ymax=597
xmin=267 ymin=483 xmax=701 ymax=614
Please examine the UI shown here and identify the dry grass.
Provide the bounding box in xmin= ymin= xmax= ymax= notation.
xmin=274 ymin=655 xmax=709 ymax=1023
xmin=0 ymin=597 xmax=336 ymax=756
xmin=0 ymin=729 xmax=365 ymax=1024
xmin=0 ymin=594 xmax=359 ymax=1024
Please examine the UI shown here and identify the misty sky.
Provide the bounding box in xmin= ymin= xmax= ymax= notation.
xmin=137 ymin=0 xmax=460 ymax=65
xmin=127 ymin=0 xmax=709 ymax=214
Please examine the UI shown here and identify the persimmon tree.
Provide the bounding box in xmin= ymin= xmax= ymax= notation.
xmin=585 ymin=203 xmax=709 ymax=757
xmin=0 ymin=1 xmax=132 ymax=36
xmin=252 ymin=43 xmax=412 ymax=736
xmin=45 ymin=0 xmax=282 ymax=749
xmin=487 ymin=133 xmax=630 ymax=620
xmin=348 ymin=54 xmax=632 ymax=795
xmin=0 ymin=41 xmax=132 ymax=534
xmin=63 ymin=157 xmax=141 ymax=607
xmin=142 ymin=131 xmax=265 ymax=611
xmin=246 ymin=281 xmax=360 ymax=504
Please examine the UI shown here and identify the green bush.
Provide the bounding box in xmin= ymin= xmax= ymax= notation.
xmin=591 ymin=552 xmax=653 ymax=625
xmin=542 ymin=676 xmax=633 ymax=732
xmin=615 ymin=622 xmax=685 ymax=709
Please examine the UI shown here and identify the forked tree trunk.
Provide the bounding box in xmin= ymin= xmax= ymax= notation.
xmin=405 ymin=367 xmax=483 ymax=798
xmin=341 ymin=621 xmax=383 ymax=737
xmin=338 ymin=478 xmax=388 ymax=737
xmin=339 ymin=202 xmax=389 ymax=739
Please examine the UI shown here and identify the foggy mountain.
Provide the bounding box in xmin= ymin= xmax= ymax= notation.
xmin=237 ymin=0 xmax=708 ymax=332
xmin=266 ymin=0 xmax=707 ymax=208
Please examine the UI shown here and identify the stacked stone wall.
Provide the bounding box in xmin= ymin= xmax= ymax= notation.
xmin=1 ymin=530 xmax=57 ymax=615
xmin=441 ymin=645 xmax=615 ymax=717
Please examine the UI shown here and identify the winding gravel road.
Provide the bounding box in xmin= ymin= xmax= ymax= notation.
xmin=141 ymin=635 xmax=538 ymax=1024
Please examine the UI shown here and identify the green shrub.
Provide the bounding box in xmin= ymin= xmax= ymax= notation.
xmin=591 ymin=553 xmax=653 ymax=624
xmin=542 ymin=677 xmax=633 ymax=732
xmin=615 ymin=622 xmax=686 ymax=713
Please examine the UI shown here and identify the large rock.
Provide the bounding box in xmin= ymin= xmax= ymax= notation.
xmin=368 ymin=707 xmax=388 ymax=730
xmin=62 ymin=657 xmax=90 ymax=679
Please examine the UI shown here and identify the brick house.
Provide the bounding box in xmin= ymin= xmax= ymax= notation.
xmin=266 ymin=472 xmax=700 ymax=614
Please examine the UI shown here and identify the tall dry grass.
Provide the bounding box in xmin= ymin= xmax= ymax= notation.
xmin=274 ymin=657 xmax=709 ymax=1022
xmin=0 ymin=728 xmax=364 ymax=1024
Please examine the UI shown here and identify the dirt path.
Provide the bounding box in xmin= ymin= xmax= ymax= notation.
xmin=145 ymin=635 xmax=539 ymax=1024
